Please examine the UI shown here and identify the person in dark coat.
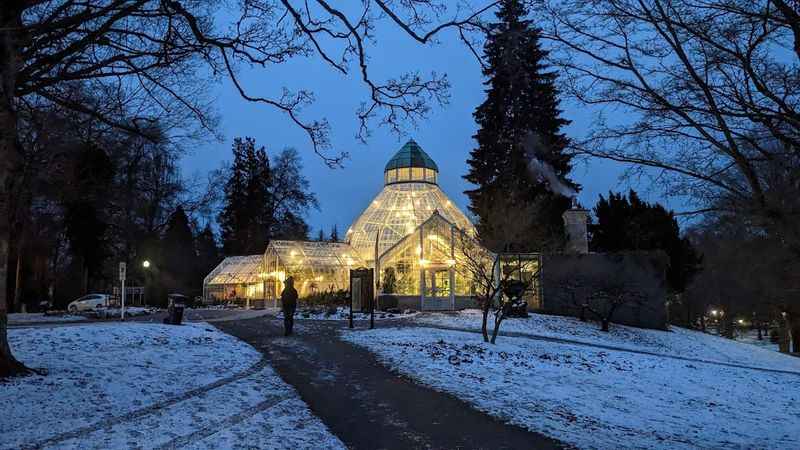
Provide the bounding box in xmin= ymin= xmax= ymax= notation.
xmin=281 ymin=276 xmax=298 ymax=336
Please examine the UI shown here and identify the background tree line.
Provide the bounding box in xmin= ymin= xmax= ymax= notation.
xmin=8 ymin=100 xmax=222 ymax=311
xmin=7 ymin=128 xmax=316 ymax=313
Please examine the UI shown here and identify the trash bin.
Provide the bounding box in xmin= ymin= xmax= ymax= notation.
xmin=163 ymin=293 xmax=188 ymax=325
xmin=163 ymin=303 xmax=184 ymax=325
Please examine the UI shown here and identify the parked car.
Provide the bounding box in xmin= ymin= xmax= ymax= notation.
xmin=67 ymin=294 xmax=111 ymax=313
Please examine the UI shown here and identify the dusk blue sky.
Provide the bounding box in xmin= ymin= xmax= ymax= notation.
xmin=181 ymin=19 xmax=686 ymax=236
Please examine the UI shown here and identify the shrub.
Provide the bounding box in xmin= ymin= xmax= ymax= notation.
xmin=300 ymin=289 xmax=349 ymax=308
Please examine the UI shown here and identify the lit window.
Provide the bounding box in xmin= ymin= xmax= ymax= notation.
xmin=411 ymin=167 xmax=424 ymax=181
xmin=425 ymin=169 xmax=437 ymax=183
xmin=398 ymin=168 xmax=410 ymax=181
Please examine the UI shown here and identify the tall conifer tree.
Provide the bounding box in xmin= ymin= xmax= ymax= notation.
xmin=162 ymin=206 xmax=196 ymax=294
xmin=194 ymin=223 xmax=221 ymax=288
xmin=465 ymin=0 xmax=575 ymax=251
xmin=218 ymin=138 xmax=272 ymax=254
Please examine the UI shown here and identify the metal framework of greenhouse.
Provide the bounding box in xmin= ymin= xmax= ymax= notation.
xmin=202 ymin=255 xmax=266 ymax=302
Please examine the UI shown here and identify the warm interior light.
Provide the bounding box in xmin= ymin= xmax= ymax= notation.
xmin=419 ymin=259 xmax=429 ymax=266
xmin=446 ymin=259 xmax=456 ymax=266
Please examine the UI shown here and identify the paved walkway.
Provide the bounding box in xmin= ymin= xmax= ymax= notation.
xmin=216 ymin=317 xmax=563 ymax=450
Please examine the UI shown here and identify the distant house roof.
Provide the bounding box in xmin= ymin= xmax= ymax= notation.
xmin=384 ymin=139 xmax=439 ymax=172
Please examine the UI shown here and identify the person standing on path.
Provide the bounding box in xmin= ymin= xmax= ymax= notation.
xmin=281 ymin=277 xmax=298 ymax=336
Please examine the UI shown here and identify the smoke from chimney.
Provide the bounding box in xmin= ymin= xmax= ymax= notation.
xmin=522 ymin=132 xmax=577 ymax=199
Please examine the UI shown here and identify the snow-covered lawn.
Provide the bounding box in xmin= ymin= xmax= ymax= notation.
xmin=414 ymin=310 xmax=800 ymax=371
xmin=342 ymin=326 xmax=800 ymax=449
xmin=735 ymin=329 xmax=780 ymax=352
xmin=2 ymin=323 xmax=344 ymax=450
xmin=8 ymin=313 xmax=87 ymax=324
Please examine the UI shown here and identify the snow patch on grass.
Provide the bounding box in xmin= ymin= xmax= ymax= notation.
xmin=415 ymin=310 xmax=800 ymax=371
xmin=342 ymin=326 xmax=800 ymax=449
xmin=2 ymin=323 xmax=343 ymax=450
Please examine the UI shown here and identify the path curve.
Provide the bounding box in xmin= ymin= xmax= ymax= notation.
xmin=216 ymin=317 xmax=564 ymax=450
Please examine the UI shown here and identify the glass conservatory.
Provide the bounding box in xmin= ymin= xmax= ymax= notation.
xmin=203 ymin=255 xmax=266 ymax=302
xmin=346 ymin=139 xmax=475 ymax=263
xmin=202 ymin=139 xmax=506 ymax=310
xmin=263 ymin=240 xmax=366 ymax=299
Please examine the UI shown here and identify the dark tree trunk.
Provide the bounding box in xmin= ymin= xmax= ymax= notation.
xmin=0 ymin=2 xmax=29 ymax=377
xmin=480 ymin=301 xmax=490 ymax=343
xmin=601 ymin=318 xmax=610 ymax=332
xmin=13 ymin=249 xmax=22 ymax=312
xmin=490 ymin=315 xmax=503 ymax=344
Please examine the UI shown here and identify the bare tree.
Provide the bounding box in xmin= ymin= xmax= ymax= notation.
xmin=583 ymin=275 xmax=646 ymax=333
xmin=538 ymin=0 xmax=800 ymax=235
xmin=456 ymin=193 xmax=540 ymax=343
xmin=0 ymin=0 xmax=498 ymax=376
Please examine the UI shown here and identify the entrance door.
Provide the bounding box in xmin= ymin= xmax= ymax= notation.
xmin=422 ymin=267 xmax=451 ymax=311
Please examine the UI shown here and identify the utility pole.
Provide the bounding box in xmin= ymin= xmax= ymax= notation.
xmin=119 ymin=262 xmax=127 ymax=320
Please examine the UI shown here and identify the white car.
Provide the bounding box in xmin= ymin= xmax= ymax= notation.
xmin=68 ymin=294 xmax=111 ymax=313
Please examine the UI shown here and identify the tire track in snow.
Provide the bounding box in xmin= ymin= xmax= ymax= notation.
xmin=151 ymin=394 xmax=296 ymax=450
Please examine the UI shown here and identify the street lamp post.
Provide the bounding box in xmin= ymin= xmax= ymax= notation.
xmin=142 ymin=260 xmax=151 ymax=306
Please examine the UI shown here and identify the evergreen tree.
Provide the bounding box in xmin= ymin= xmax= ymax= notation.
xmin=329 ymin=224 xmax=339 ymax=242
xmin=273 ymin=211 xmax=310 ymax=240
xmin=268 ymin=148 xmax=317 ymax=238
xmin=162 ymin=206 xmax=197 ymax=294
xmin=218 ymin=138 xmax=272 ymax=254
xmin=194 ymin=223 xmax=221 ymax=286
xmin=218 ymin=141 xmax=315 ymax=254
xmin=464 ymin=0 xmax=574 ymax=252
xmin=63 ymin=143 xmax=114 ymax=293
xmin=589 ymin=190 xmax=701 ymax=293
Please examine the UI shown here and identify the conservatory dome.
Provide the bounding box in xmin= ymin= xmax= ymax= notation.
xmin=347 ymin=139 xmax=474 ymax=262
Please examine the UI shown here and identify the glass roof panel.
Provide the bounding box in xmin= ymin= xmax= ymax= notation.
xmin=266 ymin=240 xmax=366 ymax=269
xmin=384 ymin=139 xmax=439 ymax=172
xmin=346 ymin=182 xmax=475 ymax=262
xmin=203 ymin=255 xmax=264 ymax=285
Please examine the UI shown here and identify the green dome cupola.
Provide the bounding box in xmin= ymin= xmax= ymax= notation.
xmin=384 ymin=139 xmax=439 ymax=185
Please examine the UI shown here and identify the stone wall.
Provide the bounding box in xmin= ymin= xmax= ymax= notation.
xmin=540 ymin=252 xmax=669 ymax=330
xmin=379 ymin=295 xmax=478 ymax=311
